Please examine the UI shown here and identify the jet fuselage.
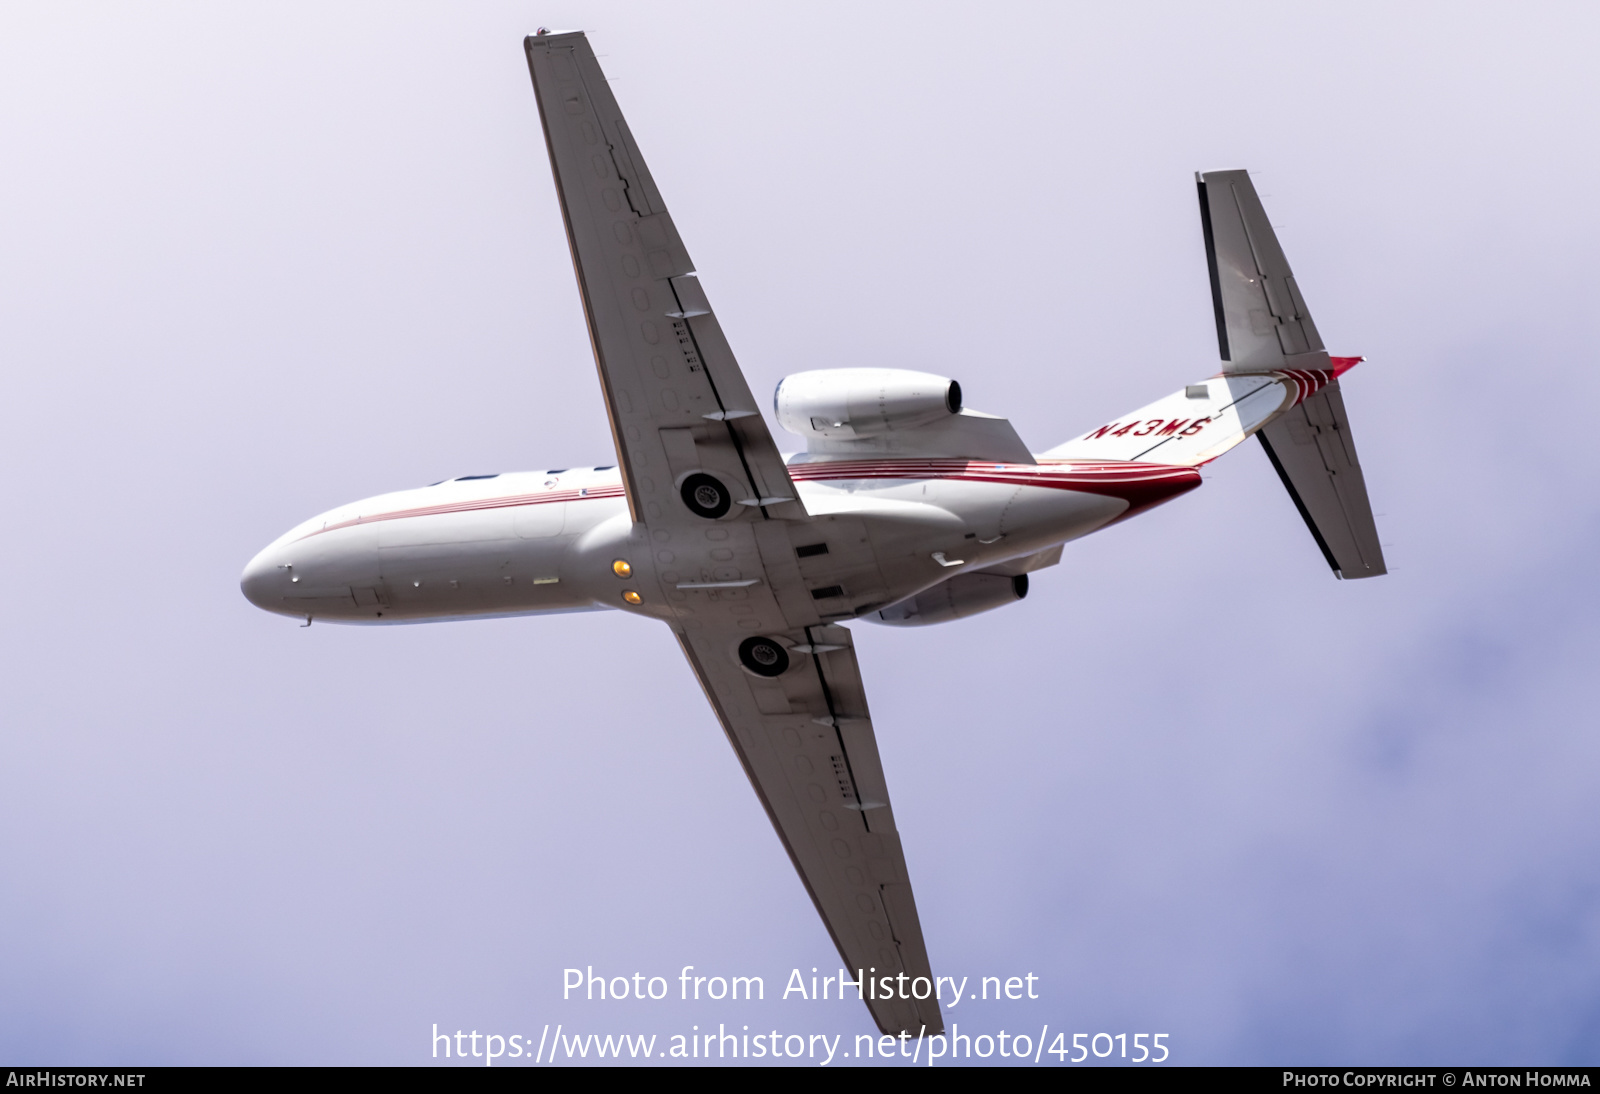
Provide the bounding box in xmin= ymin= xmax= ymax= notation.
xmin=240 ymin=458 xmax=1198 ymax=626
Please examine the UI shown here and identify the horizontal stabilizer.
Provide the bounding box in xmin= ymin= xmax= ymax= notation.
xmin=1257 ymin=379 xmax=1386 ymax=579
xmin=1195 ymin=169 xmax=1386 ymax=578
xmin=1198 ymin=169 xmax=1327 ymax=373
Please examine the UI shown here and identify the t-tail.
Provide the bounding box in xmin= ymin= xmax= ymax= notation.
xmin=1045 ymin=169 xmax=1386 ymax=580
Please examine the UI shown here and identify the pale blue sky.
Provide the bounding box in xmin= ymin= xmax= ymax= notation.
xmin=2 ymin=1 xmax=1598 ymax=1065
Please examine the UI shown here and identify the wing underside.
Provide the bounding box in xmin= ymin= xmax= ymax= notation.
xmin=524 ymin=32 xmax=803 ymax=523
xmin=525 ymin=31 xmax=941 ymax=1034
xmin=678 ymin=623 xmax=943 ymax=1037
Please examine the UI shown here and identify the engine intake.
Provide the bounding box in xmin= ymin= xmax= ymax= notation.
xmin=775 ymin=368 xmax=961 ymax=441
xmin=870 ymin=573 xmax=1028 ymax=627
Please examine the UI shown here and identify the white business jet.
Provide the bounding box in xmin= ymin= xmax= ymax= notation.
xmin=241 ymin=30 xmax=1385 ymax=1036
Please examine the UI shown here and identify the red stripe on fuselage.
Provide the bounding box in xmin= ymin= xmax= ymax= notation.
xmin=296 ymin=484 xmax=628 ymax=541
xmin=787 ymin=458 xmax=1201 ymax=518
xmin=299 ymin=459 xmax=1200 ymax=541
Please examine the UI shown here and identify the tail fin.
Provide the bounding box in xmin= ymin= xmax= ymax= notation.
xmin=1047 ymin=171 xmax=1386 ymax=579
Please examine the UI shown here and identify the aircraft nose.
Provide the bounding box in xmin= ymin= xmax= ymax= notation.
xmin=240 ymin=545 xmax=285 ymax=612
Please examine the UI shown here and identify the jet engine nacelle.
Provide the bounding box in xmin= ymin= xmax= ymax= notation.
xmin=870 ymin=573 xmax=1028 ymax=627
xmin=775 ymin=368 xmax=961 ymax=440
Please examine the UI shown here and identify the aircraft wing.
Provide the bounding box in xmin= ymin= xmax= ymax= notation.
xmin=524 ymin=31 xmax=803 ymax=522
xmin=677 ymin=620 xmax=944 ymax=1037
xmin=525 ymin=31 xmax=941 ymax=1035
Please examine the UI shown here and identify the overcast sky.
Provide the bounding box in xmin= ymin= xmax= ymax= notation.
xmin=3 ymin=1 xmax=1599 ymax=1067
